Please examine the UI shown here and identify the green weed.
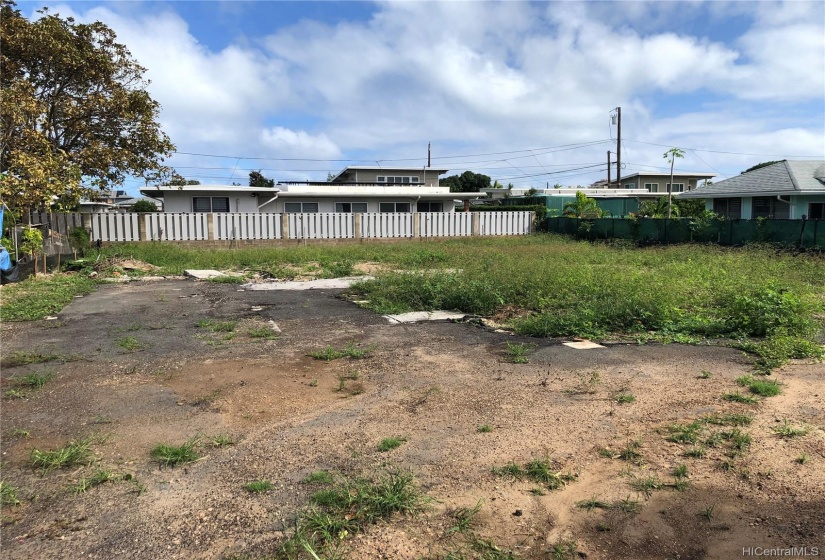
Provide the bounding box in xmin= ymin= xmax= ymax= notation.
xmin=795 ymin=454 xmax=810 ymax=465
xmin=1 ymin=350 xmax=62 ymax=368
xmin=116 ymin=336 xmax=145 ymax=351
xmin=377 ymin=436 xmax=407 ymax=452
xmin=210 ymin=434 xmax=235 ymax=447
xmin=576 ymin=497 xmax=611 ymax=511
xmin=195 ymin=319 xmax=236 ymax=333
xmin=667 ymin=421 xmax=704 ymax=444
xmin=722 ymin=392 xmax=759 ymax=404
xmin=304 ymin=471 xmax=334 ymax=485
xmin=0 ymin=481 xmax=21 ymax=506
xmin=701 ymin=413 xmax=753 ymax=427
xmin=772 ymin=420 xmax=808 ymax=438
xmin=736 ymin=375 xmax=781 ymax=397
xmin=628 ymin=475 xmax=662 ymax=498
xmin=248 ymin=327 xmax=278 ymax=339
xmin=672 ymin=464 xmax=689 ymax=479
xmin=244 ymin=480 xmax=273 ymax=493
xmin=617 ymin=496 xmax=640 ymax=513
xmin=619 ymin=440 xmax=643 ymax=462
xmin=699 ymin=370 xmax=713 ymax=379
xmin=14 ymin=371 xmax=54 ymax=390
xmin=446 ymin=500 xmax=483 ymax=534
xmin=150 ymin=438 xmax=200 ymax=467
xmin=0 ymin=274 xmax=96 ymax=321
xmin=684 ymin=446 xmax=706 ymax=458
xmin=73 ymin=470 xmax=119 ymax=494
xmin=549 ymin=540 xmax=578 ymax=560
xmin=615 ymin=392 xmax=636 ymax=404
xmin=204 ymin=275 xmax=245 ymax=284
xmin=31 ymin=438 xmax=94 ymax=473
xmin=505 ymin=341 xmax=532 ymax=364
xmin=477 ymin=425 xmax=493 ymax=433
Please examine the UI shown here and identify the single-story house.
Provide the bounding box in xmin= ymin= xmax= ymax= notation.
xmin=140 ymin=166 xmax=483 ymax=213
xmin=680 ymin=160 xmax=825 ymax=220
xmin=616 ymin=171 xmax=717 ymax=193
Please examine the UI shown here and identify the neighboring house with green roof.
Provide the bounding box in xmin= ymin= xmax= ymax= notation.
xmin=680 ymin=160 xmax=825 ymax=220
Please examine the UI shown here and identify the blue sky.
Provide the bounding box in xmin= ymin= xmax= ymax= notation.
xmin=23 ymin=1 xmax=825 ymax=195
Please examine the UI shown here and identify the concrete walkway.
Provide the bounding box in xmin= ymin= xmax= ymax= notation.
xmin=243 ymin=276 xmax=374 ymax=291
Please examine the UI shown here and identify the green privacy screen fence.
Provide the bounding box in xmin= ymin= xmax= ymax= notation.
xmin=544 ymin=217 xmax=825 ymax=249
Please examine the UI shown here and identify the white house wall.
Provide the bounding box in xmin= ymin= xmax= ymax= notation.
xmin=161 ymin=191 xmax=262 ymax=213
xmin=259 ymin=198 xmax=456 ymax=213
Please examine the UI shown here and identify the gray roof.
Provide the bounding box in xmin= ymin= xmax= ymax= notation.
xmin=681 ymin=160 xmax=825 ymax=198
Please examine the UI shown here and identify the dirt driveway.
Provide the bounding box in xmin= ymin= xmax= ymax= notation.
xmin=1 ymin=279 xmax=823 ymax=559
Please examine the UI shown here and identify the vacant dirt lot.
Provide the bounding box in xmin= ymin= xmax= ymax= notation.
xmin=1 ymin=279 xmax=823 ymax=559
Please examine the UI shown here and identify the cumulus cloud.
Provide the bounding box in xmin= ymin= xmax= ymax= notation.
xmin=34 ymin=1 xmax=825 ymax=191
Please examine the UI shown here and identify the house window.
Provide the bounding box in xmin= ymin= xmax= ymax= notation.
xmin=623 ymin=183 xmax=635 ymax=189
xmin=376 ymin=176 xmax=420 ymax=184
xmin=192 ymin=196 xmax=230 ymax=212
xmin=284 ymin=202 xmax=319 ymax=213
xmin=667 ymin=183 xmax=685 ymax=193
xmin=379 ymin=202 xmax=411 ymax=213
xmin=713 ymin=198 xmax=742 ymax=219
xmin=417 ymin=201 xmax=443 ymax=212
xmin=808 ymin=203 xmax=825 ymax=220
xmin=335 ymin=202 xmax=368 ymax=213
xmin=644 ymin=183 xmax=659 ymax=193
xmin=752 ymin=197 xmax=790 ymax=219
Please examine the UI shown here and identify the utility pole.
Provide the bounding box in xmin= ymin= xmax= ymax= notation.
xmin=616 ymin=106 xmax=621 ymax=187
xmin=427 ymin=142 xmax=431 ymax=168
xmin=607 ymin=151 xmax=611 ymax=187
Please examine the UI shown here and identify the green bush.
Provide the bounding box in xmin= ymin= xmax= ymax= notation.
xmin=724 ymin=287 xmax=813 ymax=337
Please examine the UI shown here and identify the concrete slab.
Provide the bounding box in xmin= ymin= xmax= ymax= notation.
xmin=562 ymin=341 xmax=606 ymax=349
xmin=184 ymin=269 xmax=225 ymax=279
xmin=383 ymin=311 xmax=468 ymax=324
xmin=244 ymin=276 xmax=373 ymax=291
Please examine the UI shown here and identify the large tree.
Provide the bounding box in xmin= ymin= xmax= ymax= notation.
xmin=442 ymin=170 xmax=492 ymax=193
xmin=0 ymin=2 xmax=174 ymax=211
xmin=249 ymin=170 xmax=275 ymax=188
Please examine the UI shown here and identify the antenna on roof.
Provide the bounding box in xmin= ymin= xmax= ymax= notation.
xmin=427 ymin=142 xmax=431 ymax=168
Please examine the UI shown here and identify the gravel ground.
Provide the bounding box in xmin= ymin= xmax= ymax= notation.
xmin=1 ymin=278 xmax=823 ymax=559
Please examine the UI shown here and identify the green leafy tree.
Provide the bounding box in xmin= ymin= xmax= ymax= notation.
xmin=663 ymin=148 xmax=685 ymax=219
xmin=168 ymin=172 xmax=200 ymax=186
xmin=563 ymin=191 xmax=603 ymax=218
xmin=20 ymin=226 xmax=43 ymax=276
xmin=0 ymin=2 xmax=174 ymax=213
xmin=249 ymin=170 xmax=275 ymax=188
xmin=130 ymin=199 xmax=158 ymax=212
xmin=442 ymin=171 xmax=492 ymax=193
xmin=639 ymin=196 xmax=680 ymax=218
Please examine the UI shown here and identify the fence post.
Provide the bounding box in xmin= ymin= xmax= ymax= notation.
xmin=207 ymin=213 xmax=215 ymax=241
xmin=278 ymin=213 xmax=287 ymax=240
xmin=354 ymin=213 xmax=362 ymax=240
xmin=413 ymin=213 xmax=420 ymax=238
xmin=138 ymin=214 xmax=148 ymax=241
xmin=472 ymin=212 xmax=480 ymax=236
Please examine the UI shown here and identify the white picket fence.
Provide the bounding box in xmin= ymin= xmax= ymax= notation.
xmin=33 ymin=211 xmax=533 ymax=243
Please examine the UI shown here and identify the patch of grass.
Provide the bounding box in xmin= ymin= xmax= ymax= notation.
xmin=666 ymin=421 xmax=704 ymax=444
xmin=204 ymin=275 xmax=245 ymax=284
xmin=705 ymin=431 xmax=724 ymax=448
xmin=14 ymin=371 xmax=54 ymax=390
xmin=308 ymin=342 xmax=373 ymax=362
xmin=377 ymin=436 xmax=407 ymax=452
xmin=576 ymin=497 xmax=611 ymax=511
xmin=672 ymin=464 xmax=689 ymax=479
xmin=308 ymin=379 xmax=318 ymax=387
xmin=720 ymin=429 xmax=752 ymax=452
xmin=549 ymin=540 xmax=578 ymax=560
xmin=30 ymin=438 xmax=94 ymax=474
xmin=619 ymin=440 xmax=643 ymax=462
xmin=597 ymin=447 xmax=619 ymax=459
xmin=1 ymin=350 xmax=62 ymax=368
xmin=73 ymin=469 xmax=119 ymax=494
xmin=741 ymin=334 xmax=825 ymax=374
xmin=528 ymin=487 xmax=546 ymax=496
xmin=304 ymin=471 xmax=334 ymax=485
xmin=615 ymin=392 xmax=636 ymax=404
xmin=505 ymin=341 xmax=532 ymax=364
xmin=699 ymin=370 xmax=713 ymax=379
xmin=9 ymin=428 xmax=30 ymax=438
xmin=150 ymin=438 xmax=200 ymax=467
xmin=628 ymin=475 xmax=662 ymax=498
xmin=116 ymin=336 xmax=146 ymax=351
xmin=736 ymin=375 xmax=781 ymax=397
xmin=279 ymin=469 xmax=425 ymax=557
xmin=446 ymin=500 xmax=483 ymax=535
xmin=491 ymin=462 xmax=524 ymax=478
xmin=0 ymin=481 xmax=21 ymax=506
xmin=701 ymin=413 xmax=753 ymax=427
xmin=701 ymin=505 xmax=715 ymax=521
xmin=477 ymin=425 xmax=493 ymax=433
xmin=244 ymin=480 xmax=273 ymax=493
xmin=210 ymin=434 xmax=235 ymax=447
xmin=4 ymin=389 xmax=27 ymax=399
xmin=617 ymin=496 xmax=640 ymax=513
xmin=248 ymin=327 xmax=278 ymax=340
xmin=0 ymin=273 xmax=96 ymax=321
xmin=722 ymin=392 xmax=759 ymax=404
xmin=795 ymin=454 xmax=810 ymax=465
xmin=772 ymin=420 xmax=808 ymax=438
xmin=195 ymin=319 xmax=236 ymax=333
xmin=684 ymin=446 xmax=706 ymax=458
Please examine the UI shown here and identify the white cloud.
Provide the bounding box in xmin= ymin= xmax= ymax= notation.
xmin=34 ymin=1 xmax=824 ymax=191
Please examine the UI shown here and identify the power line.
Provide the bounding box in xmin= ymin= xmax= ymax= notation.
xmin=624 ymin=140 xmax=821 ymax=158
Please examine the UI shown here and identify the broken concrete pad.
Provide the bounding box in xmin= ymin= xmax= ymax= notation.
xmin=562 ymin=341 xmax=606 ymax=349
xmin=184 ymin=269 xmax=226 ymax=279
xmin=383 ymin=311 xmax=468 ymax=324
xmin=245 ymin=276 xmax=373 ymax=291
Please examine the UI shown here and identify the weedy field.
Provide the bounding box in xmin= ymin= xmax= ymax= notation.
xmin=1 ymin=235 xmax=823 ymax=559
